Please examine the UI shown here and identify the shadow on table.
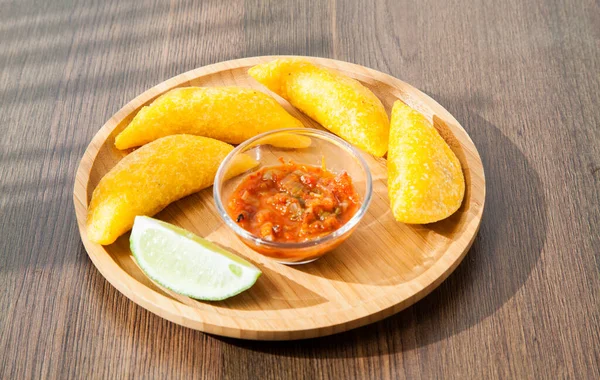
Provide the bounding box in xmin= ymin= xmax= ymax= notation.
xmin=0 ymin=143 xmax=89 ymax=274
xmin=218 ymin=97 xmax=549 ymax=356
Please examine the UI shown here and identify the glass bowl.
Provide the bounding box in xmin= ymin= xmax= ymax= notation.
xmin=213 ymin=128 xmax=373 ymax=265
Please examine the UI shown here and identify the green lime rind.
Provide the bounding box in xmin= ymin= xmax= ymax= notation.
xmin=130 ymin=216 xmax=261 ymax=301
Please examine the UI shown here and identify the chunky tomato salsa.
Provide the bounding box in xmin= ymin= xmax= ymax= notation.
xmin=227 ymin=159 xmax=360 ymax=243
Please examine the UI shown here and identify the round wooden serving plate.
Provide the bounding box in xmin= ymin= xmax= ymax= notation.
xmin=74 ymin=56 xmax=485 ymax=340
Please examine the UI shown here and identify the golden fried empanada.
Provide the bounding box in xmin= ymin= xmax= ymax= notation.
xmin=248 ymin=59 xmax=389 ymax=157
xmin=388 ymin=101 xmax=464 ymax=224
xmin=115 ymin=87 xmax=303 ymax=150
xmin=87 ymin=135 xmax=258 ymax=244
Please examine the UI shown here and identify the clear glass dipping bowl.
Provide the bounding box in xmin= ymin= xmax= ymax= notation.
xmin=213 ymin=128 xmax=372 ymax=265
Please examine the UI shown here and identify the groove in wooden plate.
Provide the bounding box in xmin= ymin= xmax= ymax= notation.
xmin=73 ymin=56 xmax=485 ymax=340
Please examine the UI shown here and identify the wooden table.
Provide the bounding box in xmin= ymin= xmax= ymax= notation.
xmin=1 ymin=0 xmax=598 ymax=378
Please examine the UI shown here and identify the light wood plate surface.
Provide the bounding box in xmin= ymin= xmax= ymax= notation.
xmin=73 ymin=56 xmax=485 ymax=340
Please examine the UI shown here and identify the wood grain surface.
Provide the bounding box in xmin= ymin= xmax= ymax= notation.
xmin=1 ymin=0 xmax=598 ymax=378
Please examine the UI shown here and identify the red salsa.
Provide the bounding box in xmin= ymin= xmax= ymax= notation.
xmin=227 ymin=159 xmax=360 ymax=243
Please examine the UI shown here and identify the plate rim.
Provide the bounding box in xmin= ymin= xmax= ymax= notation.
xmin=73 ymin=55 xmax=486 ymax=340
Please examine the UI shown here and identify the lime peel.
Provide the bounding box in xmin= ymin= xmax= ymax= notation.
xmin=130 ymin=216 xmax=261 ymax=301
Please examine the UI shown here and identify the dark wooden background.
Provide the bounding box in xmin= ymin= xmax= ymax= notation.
xmin=1 ymin=0 xmax=598 ymax=378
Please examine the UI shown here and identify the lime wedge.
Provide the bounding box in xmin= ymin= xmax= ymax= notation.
xmin=130 ymin=216 xmax=261 ymax=301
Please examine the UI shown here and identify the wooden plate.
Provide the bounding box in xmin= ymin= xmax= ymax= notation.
xmin=73 ymin=56 xmax=485 ymax=340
